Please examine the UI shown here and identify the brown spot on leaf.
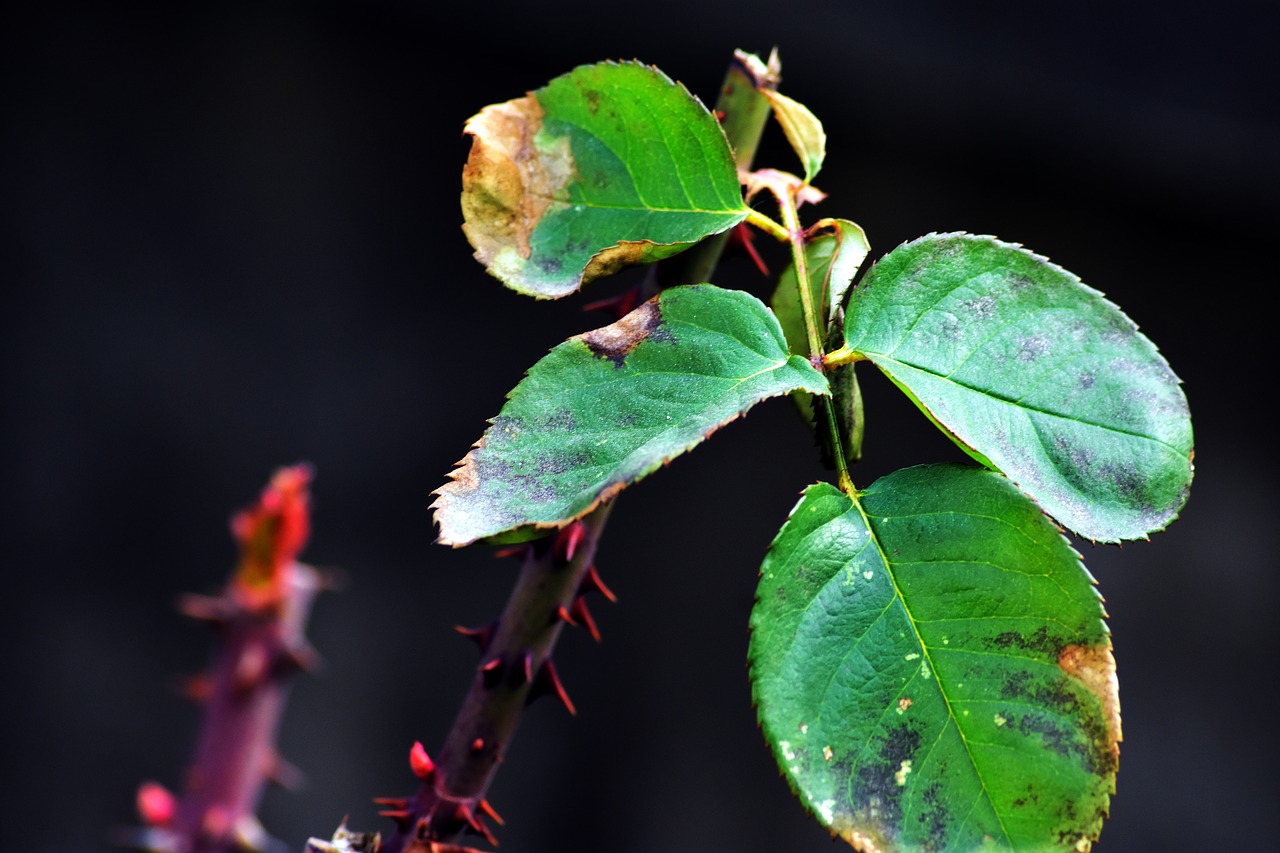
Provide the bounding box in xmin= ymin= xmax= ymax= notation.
xmin=1058 ymin=643 xmax=1122 ymax=762
xmin=461 ymin=94 xmax=573 ymax=284
xmin=576 ymin=299 xmax=663 ymax=367
xmin=582 ymin=240 xmax=662 ymax=283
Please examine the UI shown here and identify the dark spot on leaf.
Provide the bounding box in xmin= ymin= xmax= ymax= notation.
xmin=963 ymin=295 xmax=996 ymax=319
xmin=1077 ymin=371 xmax=1096 ymax=390
xmin=918 ymin=782 xmax=950 ymax=848
xmin=583 ymin=89 xmax=602 ymax=114
xmin=1016 ymin=335 xmax=1050 ymax=362
xmin=537 ymin=409 xmax=577 ymax=432
xmin=578 ymin=300 xmax=664 ymax=367
xmin=989 ymin=626 xmax=1059 ymax=656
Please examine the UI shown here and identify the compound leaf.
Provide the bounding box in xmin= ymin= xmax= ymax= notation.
xmin=433 ymin=285 xmax=828 ymax=546
xmin=842 ymin=233 xmax=1193 ymax=542
xmin=750 ymin=465 xmax=1120 ymax=852
xmin=462 ymin=61 xmax=750 ymax=299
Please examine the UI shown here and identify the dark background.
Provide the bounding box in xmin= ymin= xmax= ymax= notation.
xmin=5 ymin=1 xmax=1277 ymax=851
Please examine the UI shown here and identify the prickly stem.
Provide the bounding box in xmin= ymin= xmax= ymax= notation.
xmin=378 ymin=502 xmax=613 ymax=852
xmin=342 ymin=49 xmax=777 ymax=853
xmin=129 ymin=465 xmax=325 ymax=853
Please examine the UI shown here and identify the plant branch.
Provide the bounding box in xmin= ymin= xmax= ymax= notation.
xmin=318 ymin=50 xmax=788 ymax=853
xmin=773 ymin=183 xmax=855 ymax=494
xmin=130 ymin=466 xmax=324 ymax=853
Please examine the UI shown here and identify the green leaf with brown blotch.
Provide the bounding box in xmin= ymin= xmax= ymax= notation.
xmin=750 ymin=465 xmax=1121 ymax=853
xmin=841 ymin=232 xmax=1193 ymax=543
xmin=432 ymin=285 xmax=828 ymax=547
xmin=461 ymin=61 xmax=751 ymax=299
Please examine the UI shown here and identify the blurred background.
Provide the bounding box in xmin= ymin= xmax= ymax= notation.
xmin=4 ymin=1 xmax=1276 ymax=851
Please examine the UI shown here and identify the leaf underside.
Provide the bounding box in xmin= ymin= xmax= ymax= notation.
xmin=750 ymin=465 xmax=1120 ymax=852
xmin=843 ymin=233 xmax=1193 ymax=542
xmin=461 ymin=61 xmax=750 ymax=299
xmin=433 ymin=285 xmax=828 ymax=546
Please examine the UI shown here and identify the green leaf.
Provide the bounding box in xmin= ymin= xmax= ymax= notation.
xmin=842 ymin=233 xmax=1193 ymax=542
xmin=771 ymin=221 xmax=871 ymax=462
xmin=433 ymin=285 xmax=828 ymax=546
xmin=461 ymin=61 xmax=751 ymax=299
xmin=749 ymin=465 xmax=1120 ymax=853
xmin=762 ymin=89 xmax=827 ymax=183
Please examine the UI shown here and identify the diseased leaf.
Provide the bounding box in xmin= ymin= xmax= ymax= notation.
xmin=433 ymin=285 xmax=828 ymax=546
xmin=771 ymin=222 xmax=871 ymax=462
xmin=762 ymin=89 xmax=826 ymax=183
xmin=461 ymin=61 xmax=750 ymax=299
xmin=842 ymin=233 xmax=1193 ymax=542
xmin=750 ymin=465 xmax=1120 ymax=853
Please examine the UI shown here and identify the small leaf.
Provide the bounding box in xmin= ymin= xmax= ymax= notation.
xmin=771 ymin=222 xmax=871 ymax=462
xmin=433 ymin=285 xmax=828 ymax=546
xmin=843 ymin=232 xmax=1193 ymax=542
xmin=461 ymin=61 xmax=750 ymax=299
xmin=750 ymin=465 xmax=1120 ymax=852
xmin=762 ymin=89 xmax=826 ymax=183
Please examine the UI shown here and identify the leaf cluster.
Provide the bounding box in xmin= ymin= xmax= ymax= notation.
xmin=437 ymin=54 xmax=1193 ymax=853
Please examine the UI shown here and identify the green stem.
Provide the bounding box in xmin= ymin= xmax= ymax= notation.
xmin=776 ymin=188 xmax=856 ymax=495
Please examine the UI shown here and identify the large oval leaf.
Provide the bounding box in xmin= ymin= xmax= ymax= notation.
xmin=461 ymin=61 xmax=750 ymax=299
xmin=842 ymin=233 xmax=1193 ymax=542
xmin=433 ymin=285 xmax=828 ymax=546
xmin=750 ymin=465 xmax=1120 ymax=852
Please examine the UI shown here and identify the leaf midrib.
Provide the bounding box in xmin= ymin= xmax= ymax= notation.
xmin=852 ymin=494 xmax=1016 ymax=849
xmin=865 ymin=352 xmax=1187 ymax=456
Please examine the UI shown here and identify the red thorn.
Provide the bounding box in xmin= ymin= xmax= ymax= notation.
xmin=265 ymin=753 xmax=306 ymax=790
xmin=378 ymin=809 xmax=413 ymax=828
xmin=471 ymin=738 xmax=485 ymax=753
xmin=177 ymin=593 xmax=234 ymax=625
xmin=479 ymin=799 xmax=506 ymax=826
xmin=522 ymin=652 xmax=534 ymax=685
xmin=454 ymin=622 xmax=496 ymax=653
xmin=581 ymin=564 xmax=617 ymax=603
xmin=554 ymin=522 xmax=587 ymax=564
xmin=455 ymin=804 xmax=498 ymax=847
xmin=730 ymin=222 xmax=770 ymax=276
xmin=571 ymin=596 xmax=602 ymax=643
xmin=373 ymin=797 xmax=409 ymax=808
xmin=232 ymin=644 xmax=269 ymax=695
xmin=284 ymin=641 xmax=321 ymax=673
xmin=713 ymin=109 xmax=727 ymax=120
xmin=554 ymin=604 xmax=576 ymax=626
xmin=531 ymin=659 xmax=576 ymax=716
xmin=180 ymin=673 xmax=214 ymax=703
xmin=410 ymin=741 xmax=436 ymax=781
xmin=583 ymin=284 xmax=643 ymax=321
xmin=493 ymin=543 xmax=530 ymax=559
xmin=136 ymin=781 xmax=176 ymax=827
xmin=480 ymin=656 xmax=503 ymax=687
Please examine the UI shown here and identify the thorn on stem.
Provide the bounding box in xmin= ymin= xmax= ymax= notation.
xmin=478 ymin=799 xmax=505 ymax=826
xmin=529 ymin=659 xmax=576 ymax=716
xmin=136 ymin=781 xmax=176 ymax=827
xmin=454 ymin=804 xmax=498 ymax=847
xmin=730 ymin=223 xmax=770 ymax=276
xmin=571 ymin=596 xmax=602 ymax=643
xmin=554 ymin=522 xmax=586 ymax=564
xmin=454 ymin=622 xmax=496 ymax=654
xmin=581 ymin=564 xmax=617 ymax=603
xmin=410 ymin=741 xmax=436 ymax=781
